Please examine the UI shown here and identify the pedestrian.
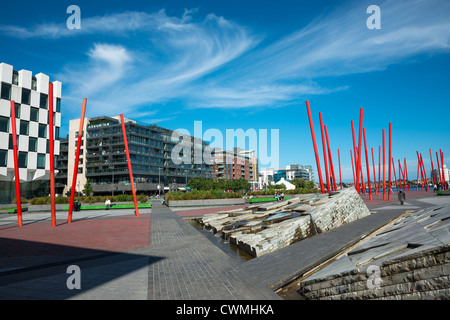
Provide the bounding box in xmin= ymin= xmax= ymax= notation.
xmin=77 ymin=200 xmax=82 ymax=211
xmin=105 ymin=197 xmax=111 ymax=210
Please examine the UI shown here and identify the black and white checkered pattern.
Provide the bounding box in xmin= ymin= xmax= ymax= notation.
xmin=0 ymin=62 xmax=61 ymax=181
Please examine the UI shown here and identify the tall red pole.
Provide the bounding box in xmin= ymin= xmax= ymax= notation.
xmin=430 ymin=149 xmax=436 ymax=186
xmin=319 ymin=113 xmax=330 ymax=193
xmin=351 ymin=150 xmax=356 ymax=186
xmin=382 ymin=129 xmax=386 ymax=199
xmin=388 ymin=123 xmax=392 ymax=200
xmin=351 ymin=121 xmax=359 ymax=193
xmin=404 ymin=158 xmax=409 ymax=191
xmin=338 ymin=149 xmax=342 ymax=189
xmin=441 ymin=150 xmax=446 ymax=189
xmin=378 ymin=145 xmax=381 ymax=195
xmin=324 ymin=125 xmax=337 ymax=191
xmin=68 ymin=98 xmax=87 ymax=223
xmin=416 ymin=152 xmax=421 ymax=190
xmin=363 ymin=128 xmax=372 ymax=200
xmin=10 ymin=101 xmax=22 ymax=227
xmin=436 ymin=151 xmax=442 ymax=187
xmin=120 ymin=114 xmax=139 ymax=217
xmin=48 ymin=83 xmax=56 ymax=227
xmin=371 ymin=148 xmax=377 ymax=194
xmin=420 ymin=153 xmax=428 ymax=191
xmin=306 ymin=101 xmax=325 ymax=194
xmin=398 ymin=160 xmax=404 ymax=191
xmin=392 ymin=158 xmax=398 ymax=191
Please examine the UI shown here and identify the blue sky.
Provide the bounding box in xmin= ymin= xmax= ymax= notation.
xmin=1 ymin=0 xmax=449 ymax=182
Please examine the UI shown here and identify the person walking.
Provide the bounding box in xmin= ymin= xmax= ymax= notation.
xmin=105 ymin=197 xmax=111 ymax=210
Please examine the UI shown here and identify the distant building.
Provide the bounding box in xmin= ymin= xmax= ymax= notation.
xmin=213 ymin=148 xmax=257 ymax=184
xmin=259 ymin=164 xmax=314 ymax=189
xmin=60 ymin=115 xmax=214 ymax=196
xmin=0 ymin=62 xmax=62 ymax=203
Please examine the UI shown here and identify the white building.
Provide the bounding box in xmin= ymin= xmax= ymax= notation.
xmin=258 ymin=164 xmax=314 ymax=189
xmin=0 ymin=62 xmax=62 ymax=203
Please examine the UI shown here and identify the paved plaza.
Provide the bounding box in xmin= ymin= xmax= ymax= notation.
xmin=0 ymin=189 xmax=448 ymax=300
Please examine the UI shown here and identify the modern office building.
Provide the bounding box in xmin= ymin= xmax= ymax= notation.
xmin=62 ymin=115 xmax=214 ymax=196
xmin=0 ymin=62 xmax=62 ymax=203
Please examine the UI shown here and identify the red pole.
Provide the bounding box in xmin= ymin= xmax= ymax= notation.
xmin=363 ymin=128 xmax=372 ymax=200
xmin=416 ymin=152 xmax=421 ymax=190
xmin=351 ymin=121 xmax=359 ymax=193
xmin=436 ymin=151 xmax=442 ymax=188
xmin=371 ymin=148 xmax=377 ymax=194
xmin=338 ymin=149 xmax=342 ymax=189
xmin=398 ymin=160 xmax=404 ymax=191
xmin=319 ymin=113 xmax=330 ymax=193
xmin=382 ymin=129 xmax=386 ymax=199
xmin=420 ymin=153 xmax=428 ymax=191
xmin=388 ymin=123 xmax=392 ymax=200
xmin=392 ymin=158 xmax=398 ymax=191
xmin=324 ymin=125 xmax=337 ymax=191
xmin=360 ymin=157 xmax=366 ymax=195
xmin=48 ymin=83 xmax=56 ymax=227
xmin=68 ymin=98 xmax=87 ymax=223
xmin=430 ymin=149 xmax=436 ymax=186
xmin=10 ymin=101 xmax=22 ymax=227
xmin=378 ymin=146 xmax=381 ymax=195
xmin=404 ymin=158 xmax=409 ymax=191
xmin=351 ymin=150 xmax=356 ymax=186
xmin=441 ymin=150 xmax=446 ymax=189
xmin=120 ymin=114 xmax=139 ymax=217
xmin=306 ymin=101 xmax=325 ymax=194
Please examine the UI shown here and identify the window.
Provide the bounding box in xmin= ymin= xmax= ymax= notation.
xmin=8 ymin=134 xmax=20 ymax=150
xmin=12 ymin=71 xmax=19 ymax=85
xmin=31 ymin=77 xmax=37 ymax=91
xmin=29 ymin=137 xmax=37 ymax=152
xmin=55 ymin=127 xmax=60 ymax=139
xmin=30 ymin=107 xmax=39 ymax=122
xmin=18 ymin=151 xmax=27 ymax=168
xmin=14 ymin=103 xmax=20 ymax=118
xmin=20 ymin=120 xmax=29 ymax=135
xmin=21 ymin=89 xmax=31 ymax=105
xmin=37 ymin=153 xmax=46 ymax=169
xmin=1 ymin=82 xmax=11 ymax=100
xmin=0 ymin=116 xmax=9 ymax=132
xmin=38 ymin=123 xmax=47 ymax=138
xmin=39 ymin=93 xmax=48 ymax=109
xmin=0 ymin=149 xmax=6 ymax=167
xmin=56 ymin=98 xmax=61 ymax=112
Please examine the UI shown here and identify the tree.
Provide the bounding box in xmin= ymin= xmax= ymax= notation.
xmin=82 ymin=178 xmax=94 ymax=196
xmin=291 ymin=178 xmax=305 ymax=188
xmin=304 ymin=180 xmax=315 ymax=189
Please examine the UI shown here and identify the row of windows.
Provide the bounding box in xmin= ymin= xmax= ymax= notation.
xmin=0 ymin=116 xmax=60 ymax=139
xmin=0 ymin=149 xmax=47 ymax=169
xmin=1 ymin=82 xmax=61 ymax=111
xmin=12 ymin=70 xmax=37 ymax=90
xmin=6 ymin=135 xmax=55 ymax=153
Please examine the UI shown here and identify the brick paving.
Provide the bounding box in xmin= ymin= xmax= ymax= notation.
xmin=0 ymin=191 xmax=446 ymax=300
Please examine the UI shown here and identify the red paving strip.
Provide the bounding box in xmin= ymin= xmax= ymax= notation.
xmin=0 ymin=214 xmax=151 ymax=258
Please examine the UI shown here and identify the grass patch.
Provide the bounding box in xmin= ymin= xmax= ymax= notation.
xmin=62 ymin=203 xmax=152 ymax=210
xmin=248 ymin=196 xmax=291 ymax=203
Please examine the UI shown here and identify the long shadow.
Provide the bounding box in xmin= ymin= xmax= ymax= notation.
xmin=0 ymin=237 xmax=163 ymax=300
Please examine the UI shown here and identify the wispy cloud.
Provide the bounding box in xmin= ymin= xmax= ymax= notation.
xmin=2 ymin=0 xmax=449 ymax=117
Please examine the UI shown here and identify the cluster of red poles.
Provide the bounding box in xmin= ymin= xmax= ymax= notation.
xmin=306 ymin=101 xmax=446 ymax=199
xmin=10 ymin=85 xmax=140 ymax=227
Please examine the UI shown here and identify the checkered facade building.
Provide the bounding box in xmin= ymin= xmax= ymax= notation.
xmin=0 ymin=62 xmax=62 ymax=202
